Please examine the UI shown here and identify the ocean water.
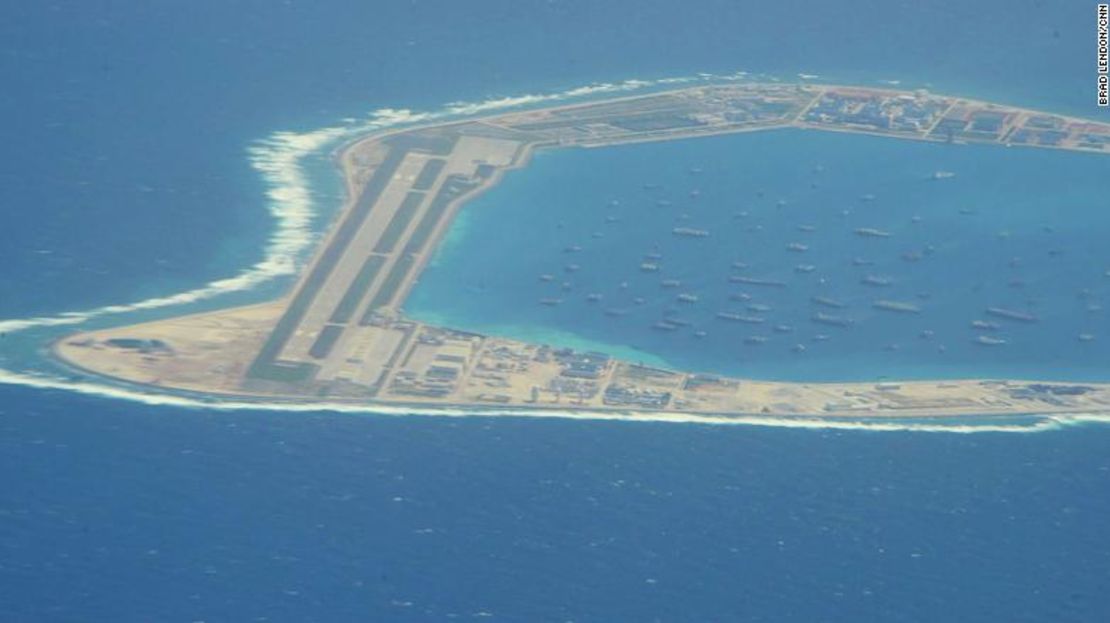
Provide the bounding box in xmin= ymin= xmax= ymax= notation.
xmin=3 ymin=0 xmax=1110 ymax=621
xmin=407 ymin=129 xmax=1110 ymax=382
xmin=3 ymin=385 xmax=1110 ymax=622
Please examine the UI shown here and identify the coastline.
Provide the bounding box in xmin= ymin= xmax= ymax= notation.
xmin=45 ymin=332 xmax=1108 ymax=426
xmin=46 ymin=81 xmax=1110 ymax=421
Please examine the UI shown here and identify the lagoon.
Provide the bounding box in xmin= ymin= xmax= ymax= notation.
xmin=407 ymin=128 xmax=1110 ymax=382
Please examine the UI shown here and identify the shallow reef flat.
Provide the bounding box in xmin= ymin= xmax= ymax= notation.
xmin=53 ymin=82 xmax=1110 ymax=420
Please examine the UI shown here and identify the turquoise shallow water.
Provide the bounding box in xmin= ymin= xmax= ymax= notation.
xmin=407 ymin=128 xmax=1110 ymax=382
xmin=4 ymin=2 xmax=1110 ymax=621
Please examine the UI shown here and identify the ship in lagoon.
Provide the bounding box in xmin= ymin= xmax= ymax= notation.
xmin=45 ymin=81 xmax=1110 ymax=420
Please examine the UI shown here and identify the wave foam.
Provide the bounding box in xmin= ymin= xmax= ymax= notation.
xmin=0 ymin=126 xmax=347 ymax=334
xmin=0 ymin=71 xmax=759 ymax=336
xmin=2 ymin=367 xmax=1101 ymax=433
xmin=0 ymin=69 xmax=1107 ymax=432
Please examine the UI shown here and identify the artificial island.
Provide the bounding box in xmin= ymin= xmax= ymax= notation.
xmin=55 ymin=82 xmax=1110 ymax=420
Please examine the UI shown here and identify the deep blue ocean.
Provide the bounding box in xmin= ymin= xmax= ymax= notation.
xmin=2 ymin=1 xmax=1110 ymax=621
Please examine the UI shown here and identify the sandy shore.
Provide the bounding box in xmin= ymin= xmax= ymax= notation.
xmin=50 ymin=81 xmax=1110 ymax=420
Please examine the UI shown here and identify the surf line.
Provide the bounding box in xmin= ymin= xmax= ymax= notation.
xmin=1 ymin=367 xmax=1101 ymax=434
xmin=0 ymin=72 xmax=757 ymax=336
xmin=4 ymin=69 xmax=1086 ymax=434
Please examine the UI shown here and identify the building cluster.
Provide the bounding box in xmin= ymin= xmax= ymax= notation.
xmin=929 ymin=103 xmax=1017 ymax=143
xmin=543 ymin=349 xmax=611 ymax=402
xmin=804 ymin=90 xmax=950 ymax=134
xmin=388 ymin=327 xmax=481 ymax=398
xmin=603 ymin=384 xmax=672 ymax=409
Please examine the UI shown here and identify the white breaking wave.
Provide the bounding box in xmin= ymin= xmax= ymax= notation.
xmin=0 ymin=73 xmax=748 ymax=336
xmin=0 ymin=70 xmax=1106 ymax=433
xmin=0 ymin=126 xmax=348 ymax=334
xmin=1 ymin=367 xmax=1101 ymax=434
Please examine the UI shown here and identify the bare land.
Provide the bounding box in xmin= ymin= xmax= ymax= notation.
xmin=55 ymin=83 xmax=1110 ymax=420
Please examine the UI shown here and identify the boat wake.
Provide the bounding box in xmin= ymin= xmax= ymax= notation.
xmin=0 ymin=70 xmax=1104 ymax=433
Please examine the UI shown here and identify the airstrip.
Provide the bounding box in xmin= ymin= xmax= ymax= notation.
xmin=55 ymin=83 xmax=1110 ymax=420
